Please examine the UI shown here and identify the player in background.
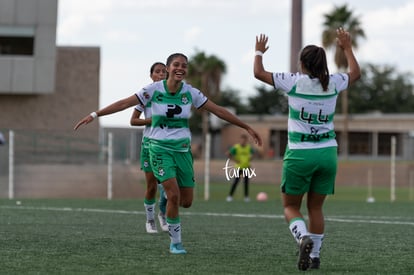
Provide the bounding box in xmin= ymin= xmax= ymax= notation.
xmin=74 ymin=53 xmax=262 ymax=255
xmin=253 ymin=28 xmax=360 ymax=270
xmin=226 ymin=134 xmax=255 ymax=202
xmin=130 ymin=62 xmax=168 ymax=233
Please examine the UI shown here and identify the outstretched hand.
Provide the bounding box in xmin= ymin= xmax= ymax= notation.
xmin=336 ymin=27 xmax=352 ymax=50
xmin=255 ymin=34 xmax=269 ymax=54
xmin=246 ymin=127 xmax=263 ymax=146
xmin=74 ymin=114 xmax=94 ymax=130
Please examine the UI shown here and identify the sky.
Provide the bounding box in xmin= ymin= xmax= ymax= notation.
xmin=57 ymin=0 xmax=414 ymax=127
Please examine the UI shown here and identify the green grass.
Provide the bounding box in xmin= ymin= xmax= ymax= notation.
xmin=196 ymin=182 xmax=414 ymax=203
xmin=1 ymin=186 xmax=414 ymax=274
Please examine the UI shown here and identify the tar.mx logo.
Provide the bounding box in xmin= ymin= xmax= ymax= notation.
xmin=222 ymin=159 xmax=257 ymax=181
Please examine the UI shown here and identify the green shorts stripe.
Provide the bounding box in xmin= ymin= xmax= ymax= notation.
xmin=140 ymin=145 xmax=153 ymax=172
xmin=281 ymin=146 xmax=337 ymax=195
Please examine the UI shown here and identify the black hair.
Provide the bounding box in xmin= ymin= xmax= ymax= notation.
xmin=300 ymin=45 xmax=330 ymax=91
xmin=166 ymin=53 xmax=188 ymax=66
xmin=150 ymin=62 xmax=166 ymax=75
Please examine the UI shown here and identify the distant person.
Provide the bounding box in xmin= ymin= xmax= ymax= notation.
xmin=253 ymin=28 xmax=360 ymax=271
xmin=226 ymin=134 xmax=255 ymax=202
xmin=130 ymin=62 xmax=168 ymax=233
xmin=74 ymin=53 xmax=262 ymax=255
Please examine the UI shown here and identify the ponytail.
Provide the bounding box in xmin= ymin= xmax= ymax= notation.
xmin=300 ymin=46 xmax=330 ymax=91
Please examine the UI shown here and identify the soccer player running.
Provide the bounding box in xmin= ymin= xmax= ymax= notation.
xmin=130 ymin=62 xmax=169 ymax=233
xmin=74 ymin=53 xmax=262 ymax=254
xmin=253 ymin=28 xmax=360 ymax=270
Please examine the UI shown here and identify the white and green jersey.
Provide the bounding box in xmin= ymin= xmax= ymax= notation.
xmin=134 ymin=103 xmax=151 ymax=149
xmin=136 ymin=80 xmax=208 ymax=152
xmin=272 ymin=72 xmax=349 ymax=149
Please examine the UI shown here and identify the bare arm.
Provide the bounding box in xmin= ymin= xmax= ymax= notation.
xmin=130 ymin=108 xmax=151 ymax=126
xmin=201 ymin=100 xmax=263 ymax=146
xmin=253 ymin=34 xmax=273 ymax=86
xmin=74 ymin=94 xmax=140 ymax=130
xmin=336 ymin=27 xmax=361 ymax=86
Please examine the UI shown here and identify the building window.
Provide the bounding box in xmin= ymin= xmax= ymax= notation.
xmin=378 ymin=133 xmax=399 ymax=156
xmin=0 ymin=36 xmax=34 ymax=55
xmin=0 ymin=26 xmax=35 ymax=56
xmin=349 ymin=132 xmax=371 ymax=155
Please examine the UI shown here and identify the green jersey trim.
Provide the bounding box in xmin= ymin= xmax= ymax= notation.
xmin=288 ymin=130 xmax=336 ymax=143
xmin=151 ymin=138 xmax=190 ymax=152
xmin=152 ymin=115 xmax=189 ymax=129
xmin=288 ymin=85 xmax=339 ymax=100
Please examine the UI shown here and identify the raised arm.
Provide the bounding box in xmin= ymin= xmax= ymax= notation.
xmin=336 ymin=27 xmax=361 ymax=86
xmin=253 ymin=34 xmax=273 ymax=86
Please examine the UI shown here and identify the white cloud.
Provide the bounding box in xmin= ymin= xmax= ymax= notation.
xmin=57 ymin=0 xmax=115 ymax=44
xmin=105 ymin=30 xmax=141 ymax=43
xmin=56 ymin=0 xmax=414 ymax=127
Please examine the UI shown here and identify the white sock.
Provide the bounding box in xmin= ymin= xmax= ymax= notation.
xmin=289 ymin=218 xmax=308 ymax=244
xmin=168 ymin=223 xmax=182 ymax=244
xmin=144 ymin=203 xmax=155 ymax=221
xmin=309 ymin=233 xmax=324 ymax=258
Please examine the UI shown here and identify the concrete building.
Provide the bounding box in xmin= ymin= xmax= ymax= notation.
xmin=219 ymin=113 xmax=414 ymax=160
xmin=0 ymin=0 xmax=57 ymax=94
xmin=0 ymin=0 xmax=100 ymax=143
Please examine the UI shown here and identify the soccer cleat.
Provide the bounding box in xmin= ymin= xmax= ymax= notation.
xmin=226 ymin=196 xmax=233 ymax=202
xmin=169 ymin=242 xmax=187 ymax=254
xmin=297 ymin=236 xmax=313 ymax=271
xmin=158 ymin=212 xmax=168 ymax=232
xmin=145 ymin=220 xmax=158 ymax=233
xmin=310 ymin=257 xmax=320 ymax=269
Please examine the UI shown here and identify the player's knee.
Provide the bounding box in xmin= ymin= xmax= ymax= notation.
xmin=180 ymin=200 xmax=192 ymax=208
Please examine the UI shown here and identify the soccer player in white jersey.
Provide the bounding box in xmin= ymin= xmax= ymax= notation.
xmin=130 ymin=62 xmax=169 ymax=233
xmin=253 ymin=28 xmax=360 ymax=271
xmin=74 ymin=53 xmax=262 ymax=255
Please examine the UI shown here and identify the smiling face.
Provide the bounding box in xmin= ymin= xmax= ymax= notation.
xmin=166 ymin=53 xmax=188 ymax=82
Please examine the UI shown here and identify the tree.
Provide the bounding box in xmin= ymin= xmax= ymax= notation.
xmin=322 ymin=4 xmax=365 ymax=157
xmin=247 ymin=85 xmax=288 ymax=115
xmin=218 ymin=88 xmax=249 ymax=114
xmin=322 ymin=5 xmax=365 ymax=69
xmin=187 ymin=50 xmax=226 ymax=102
xmin=345 ymin=64 xmax=414 ymax=113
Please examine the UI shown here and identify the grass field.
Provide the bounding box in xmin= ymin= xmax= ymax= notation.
xmin=1 ymin=184 xmax=414 ymax=274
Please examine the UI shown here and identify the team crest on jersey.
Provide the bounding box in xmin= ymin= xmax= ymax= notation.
xmin=143 ymin=92 xmax=150 ymax=99
xmin=181 ymin=94 xmax=189 ymax=104
xmin=158 ymin=167 xmax=165 ymax=177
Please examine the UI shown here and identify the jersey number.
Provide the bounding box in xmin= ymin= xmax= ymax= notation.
xmin=300 ymin=108 xmax=329 ymax=124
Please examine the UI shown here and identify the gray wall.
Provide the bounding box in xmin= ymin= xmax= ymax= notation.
xmin=0 ymin=46 xmax=100 ymax=140
xmin=0 ymin=0 xmax=57 ymax=94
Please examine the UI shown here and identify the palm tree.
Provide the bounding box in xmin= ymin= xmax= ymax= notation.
xmin=322 ymin=4 xmax=365 ymax=157
xmin=187 ymin=50 xmax=226 ymax=156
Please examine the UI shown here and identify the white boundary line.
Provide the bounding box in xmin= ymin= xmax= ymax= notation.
xmin=1 ymin=205 xmax=414 ymax=226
